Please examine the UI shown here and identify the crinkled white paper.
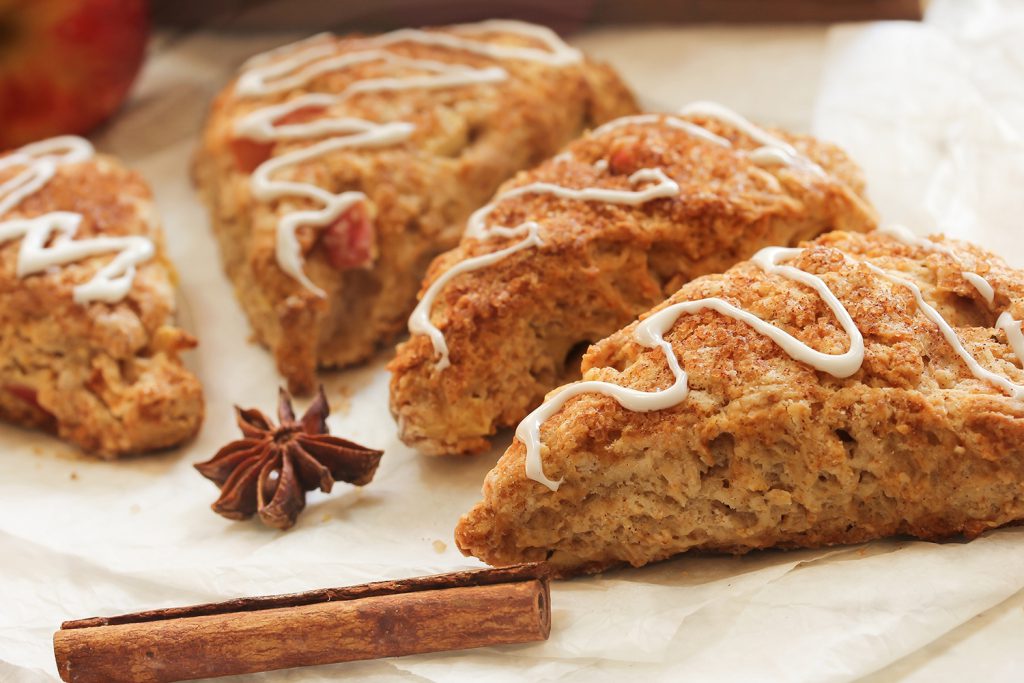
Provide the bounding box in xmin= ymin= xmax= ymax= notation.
xmin=3 ymin=2 xmax=1024 ymax=680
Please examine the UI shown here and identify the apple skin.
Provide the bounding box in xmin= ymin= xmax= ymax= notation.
xmin=0 ymin=0 xmax=149 ymax=149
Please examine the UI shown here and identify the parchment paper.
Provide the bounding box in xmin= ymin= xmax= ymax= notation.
xmin=3 ymin=1 xmax=1024 ymax=680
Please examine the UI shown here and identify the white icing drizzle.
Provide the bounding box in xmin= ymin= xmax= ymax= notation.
xmin=679 ymin=101 xmax=826 ymax=175
xmin=409 ymin=102 xmax=829 ymax=370
xmin=249 ymin=122 xmax=416 ymax=295
xmin=521 ymin=227 xmax=1024 ymax=490
xmin=240 ymin=32 xmax=334 ymax=71
xmin=234 ymin=21 xmax=582 ymax=294
xmin=590 ymin=114 xmax=730 ymax=148
xmin=465 ymin=168 xmax=679 ymax=241
xmin=520 ymin=246 xmax=865 ymax=491
xmin=410 ymin=169 xmax=681 ymax=368
xmin=872 ymin=225 xmax=1024 ymax=391
xmin=865 ymin=262 xmax=1024 ymax=401
xmin=409 ymin=225 xmax=544 ymax=371
xmin=964 ymin=272 xmax=995 ymax=306
xmin=997 ymin=312 xmax=1024 ymax=362
xmin=877 ymin=224 xmax=997 ymax=306
xmin=0 ymin=136 xmax=154 ymax=304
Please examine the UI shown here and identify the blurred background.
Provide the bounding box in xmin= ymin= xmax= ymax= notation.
xmin=151 ymin=0 xmax=923 ymax=33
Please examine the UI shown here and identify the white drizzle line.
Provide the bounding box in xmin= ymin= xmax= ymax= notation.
xmin=964 ymin=272 xmax=995 ymax=306
xmin=520 ymin=246 xmax=865 ymax=491
xmin=997 ymin=312 xmax=1024 ymax=362
xmin=240 ymin=32 xmax=334 ymax=71
xmin=409 ymin=225 xmax=543 ymax=371
xmin=680 ymin=101 xmax=826 ymax=175
xmin=374 ymin=20 xmax=581 ymax=66
xmin=465 ymin=168 xmax=679 ymax=241
xmin=408 ymin=102 xmax=830 ymax=371
xmin=522 ymin=229 xmax=1024 ymax=490
xmin=864 ymin=262 xmax=1024 ymax=401
xmin=238 ymin=51 xmax=507 ymax=99
xmin=410 ymin=169 xmax=681 ymax=368
xmin=0 ymin=136 xmax=154 ymax=304
xmin=233 ymin=21 xmax=582 ymax=295
xmin=249 ymin=122 xmax=415 ymax=295
xmin=873 ymin=224 xmax=1024 ymax=390
xmin=591 ymin=114 xmax=731 ymax=148
xmin=877 ymin=224 xmax=996 ymax=306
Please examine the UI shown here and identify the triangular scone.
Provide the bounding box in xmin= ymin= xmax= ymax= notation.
xmin=390 ymin=104 xmax=878 ymax=455
xmin=0 ymin=137 xmax=204 ymax=457
xmin=456 ymin=229 xmax=1024 ymax=576
xmin=194 ymin=21 xmax=637 ymax=394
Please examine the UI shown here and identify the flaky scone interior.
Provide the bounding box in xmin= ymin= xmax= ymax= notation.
xmin=194 ymin=21 xmax=638 ymax=393
xmin=390 ymin=104 xmax=878 ymax=456
xmin=0 ymin=137 xmax=204 ymax=457
xmin=456 ymin=229 xmax=1024 ymax=576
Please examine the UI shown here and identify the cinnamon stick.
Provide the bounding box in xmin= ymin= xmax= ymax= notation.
xmin=53 ymin=564 xmax=550 ymax=683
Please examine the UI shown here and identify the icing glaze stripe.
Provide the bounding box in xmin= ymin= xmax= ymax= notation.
xmin=233 ymin=21 xmax=582 ymax=295
xmin=877 ymin=224 xmax=998 ymax=307
xmin=869 ymin=226 xmax=1024 ymax=396
xmin=249 ymin=122 xmax=415 ymax=295
xmin=410 ymin=168 xmax=682 ymax=368
xmin=409 ymin=103 xmax=830 ymax=371
xmin=866 ymin=262 xmax=1024 ymax=401
xmin=409 ymin=225 xmax=544 ymax=371
xmin=520 ymin=246 xmax=865 ymax=491
xmin=521 ymin=228 xmax=1024 ymax=491
xmin=0 ymin=137 xmax=154 ymax=304
xmin=679 ymin=101 xmax=826 ymax=175
xmin=465 ymin=168 xmax=680 ymax=241
xmin=590 ymin=114 xmax=730 ymax=148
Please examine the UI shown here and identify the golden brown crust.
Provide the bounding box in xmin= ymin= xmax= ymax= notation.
xmin=455 ymin=230 xmax=1024 ymax=576
xmin=389 ymin=114 xmax=878 ymax=455
xmin=0 ymin=153 xmax=204 ymax=457
xmin=194 ymin=25 xmax=639 ymax=394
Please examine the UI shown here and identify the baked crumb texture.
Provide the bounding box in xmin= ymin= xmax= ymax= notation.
xmin=455 ymin=230 xmax=1024 ymax=576
xmin=390 ymin=112 xmax=878 ymax=456
xmin=194 ymin=22 xmax=638 ymax=394
xmin=0 ymin=153 xmax=204 ymax=457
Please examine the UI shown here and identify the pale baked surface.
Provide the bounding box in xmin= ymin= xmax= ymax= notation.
xmin=456 ymin=230 xmax=1024 ymax=576
xmin=0 ymin=153 xmax=204 ymax=457
xmin=194 ymin=24 xmax=638 ymax=394
xmin=390 ymin=114 xmax=878 ymax=455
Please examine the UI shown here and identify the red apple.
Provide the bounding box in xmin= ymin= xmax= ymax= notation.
xmin=0 ymin=0 xmax=149 ymax=149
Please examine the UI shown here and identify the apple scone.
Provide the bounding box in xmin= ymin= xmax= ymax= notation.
xmin=390 ymin=103 xmax=878 ymax=455
xmin=0 ymin=136 xmax=204 ymax=457
xmin=455 ymin=228 xmax=1024 ymax=576
xmin=194 ymin=20 xmax=638 ymax=394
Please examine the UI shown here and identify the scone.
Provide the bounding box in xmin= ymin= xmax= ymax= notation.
xmin=455 ymin=228 xmax=1024 ymax=576
xmin=390 ymin=103 xmax=878 ymax=455
xmin=194 ymin=20 xmax=638 ymax=393
xmin=0 ymin=136 xmax=204 ymax=457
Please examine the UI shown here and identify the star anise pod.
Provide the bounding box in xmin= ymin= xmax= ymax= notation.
xmin=195 ymin=386 xmax=383 ymax=530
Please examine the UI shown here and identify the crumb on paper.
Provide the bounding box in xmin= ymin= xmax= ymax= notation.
xmin=433 ymin=540 xmax=447 ymax=553
xmin=69 ymin=471 xmax=78 ymax=481
xmin=322 ymin=513 xmax=332 ymax=523
xmin=129 ymin=504 xmax=141 ymax=514
xmin=31 ymin=446 xmax=43 ymax=456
